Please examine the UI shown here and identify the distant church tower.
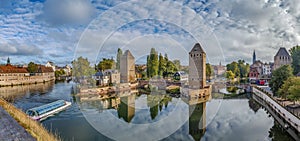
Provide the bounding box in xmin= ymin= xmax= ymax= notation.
xmin=252 ymin=50 xmax=256 ymax=64
xmin=7 ymin=57 xmax=11 ymax=65
xmin=189 ymin=43 xmax=206 ymax=89
xmin=120 ymin=50 xmax=136 ymax=83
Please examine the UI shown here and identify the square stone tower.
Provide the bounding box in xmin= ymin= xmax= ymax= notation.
xmin=120 ymin=50 xmax=136 ymax=83
xmin=189 ymin=43 xmax=206 ymax=89
xmin=273 ymin=47 xmax=292 ymax=70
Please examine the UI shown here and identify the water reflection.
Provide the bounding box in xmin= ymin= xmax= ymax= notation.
xmin=118 ymin=94 xmax=135 ymax=122
xmin=2 ymin=82 xmax=295 ymax=141
xmin=77 ymin=88 xmax=211 ymax=141
xmin=188 ymin=102 xmax=206 ymax=140
xmin=0 ymin=81 xmax=55 ymax=102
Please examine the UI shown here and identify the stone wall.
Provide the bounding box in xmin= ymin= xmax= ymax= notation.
xmin=0 ymin=72 xmax=55 ymax=86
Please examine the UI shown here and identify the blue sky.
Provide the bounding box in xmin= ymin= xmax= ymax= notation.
xmin=0 ymin=0 xmax=299 ymax=66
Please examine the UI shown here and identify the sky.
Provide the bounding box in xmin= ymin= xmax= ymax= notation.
xmin=0 ymin=0 xmax=299 ymax=66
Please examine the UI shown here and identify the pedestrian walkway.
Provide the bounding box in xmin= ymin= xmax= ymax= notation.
xmin=0 ymin=106 xmax=35 ymax=141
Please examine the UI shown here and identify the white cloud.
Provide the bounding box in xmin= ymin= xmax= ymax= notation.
xmin=42 ymin=0 xmax=97 ymax=25
xmin=0 ymin=0 xmax=300 ymax=65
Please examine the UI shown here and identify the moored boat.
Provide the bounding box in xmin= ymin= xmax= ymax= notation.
xmin=26 ymin=100 xmax=71 ymax=121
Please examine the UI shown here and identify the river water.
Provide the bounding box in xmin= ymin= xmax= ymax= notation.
xmin=0 ymin=82 xmax=295 ymax=141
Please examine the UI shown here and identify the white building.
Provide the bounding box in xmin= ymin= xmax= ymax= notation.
xmin=45 ymin=61 xmax=56 ymax=72
xmin=262 ymin=63 xmax=272 ymax=75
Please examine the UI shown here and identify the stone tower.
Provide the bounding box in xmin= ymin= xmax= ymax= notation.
xmin=252 ymin=50 xmax=256 ymax=64
xmin=273 ymin=47 xmax=292 ymax=70
xmin=120 ymin=50 xmax=136 ymax=83
xmin=189 ymin=43 xmax=206 ymax=89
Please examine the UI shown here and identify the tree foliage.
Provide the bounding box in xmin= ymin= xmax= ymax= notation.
xmin=226 ymin=60 xmax=249 ymax=78
xmin=270 ymin=65 xmax=293 ymax=95
xmin=289 ymin=45 xmax=300 ymax=75
xmin=147 ymin=48 xmax=159 ymax=78
xmin=226 ymin=61 xmax=240 ymax=78
xmin=158 ymin=53 xmax=166 ymax=76
xmin=27 ymin=62 xmax=38 ymax=73
xmin=173 ymin=60 xmax=180 ymax=71
xmin=116 ymin=48 xmax=123 ymax=71
xmin=97 ymin=58 xmax=115 ymax=71
xmin=72 ymin=57 xmax=95 ymax=82
xmin=146 ymin=50 xmax=178 ymax=78
xmin=206 ymin=63 xmax=214 ymax=80
xmin=225 ymin=70 xmax=235 ymax=81
xmin=279 ymin=77 xmax=300 ymax=102
xmin=55 ymin=69 xmax=66 ymax=77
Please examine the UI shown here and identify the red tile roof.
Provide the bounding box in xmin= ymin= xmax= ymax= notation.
xmin=0 ymin=64 xmax=29 ymax=73
xmin=37 ymin=65 xmax=54 ymax=73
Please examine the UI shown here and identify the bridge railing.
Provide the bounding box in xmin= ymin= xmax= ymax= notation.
xmin=253 ymin=87 xmax=300 ymax=132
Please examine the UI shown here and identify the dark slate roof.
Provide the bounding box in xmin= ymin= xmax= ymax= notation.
xmin=123 ymin=50 xmax=135 ymax=59
xmin=95 ymin=71 xmax=104 ymax=76
xmin=297 ymin=72 xmax=300 ymax=77
xmin=190 ymin=43 xmax=205 ymax=53
xmin=275 ymin=47 xmax=291 ymax=57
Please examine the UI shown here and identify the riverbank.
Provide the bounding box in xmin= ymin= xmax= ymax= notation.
xmin=0 ymin=98 xmax=58 ymax=141
xmin=0 ymin=79 xmax=54 ymax=87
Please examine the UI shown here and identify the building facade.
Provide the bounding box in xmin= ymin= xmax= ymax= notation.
xmin=120 ymin=50 xmax=136 ymax=83
xmin=273 ymin=47 xmax=292 ymax=70
xmin=104 ymin=69 xmax=120 ymax=85
xmin=213 ymin=62 xmax=226 ymax=76
xmin=45 ymin=61 xmax=56 ymax=72
xmin=0 ymin=60 xmax=54 ymax=86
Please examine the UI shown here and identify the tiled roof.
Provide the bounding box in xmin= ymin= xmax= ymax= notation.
xmin=0 ymin=64 xmax=28 ymax=73
xmin=36 ymin=65 xmax=54 ymax=73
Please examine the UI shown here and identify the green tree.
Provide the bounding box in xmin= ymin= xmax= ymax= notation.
xmin=72 ymin=57 xmax=95 ymax=83
xmin=27 ymin=62 xmax=37 ymax=73
xmin=173 ymin=60 xmax=181 ymax=71
xmin=270 ymin=65 xmax=293 ymax=96
xmin=116 ymin=48 xmax=123 ymax=71
xmin=227 ymin=61 xmax=240 ymax=78
xmin=166 ymin=60 xmax=177 ymax=77
xmin=279 ymin=77 xmax=300 ymax=103
xmin=97 ymin=58 xmax=115 ymax=71
xmin=158 ymin=53 xmax=166 ymax=76
xmin=225 ymin=70 xmax=235 ymax=81
xmin=289 ymin=45 xmax=300 ymax=75
xmin=206 ymin=63 xmax=214 ymax=80
xmin=55 ymin=69 xmax=66 ymax=78
xmin=147 ymin=48 xmax=159 ymax=78
xmin=237 ymin=60 xmax=250 ymax=78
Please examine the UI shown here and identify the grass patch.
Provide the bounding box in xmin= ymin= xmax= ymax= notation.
xmin=0 ymin=98 xmax=59 ymax=141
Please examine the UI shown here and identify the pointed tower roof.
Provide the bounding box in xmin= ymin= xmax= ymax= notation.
xmin=7 ymin=57 xmax=10 ymax=65
xmin=123 ymin=50 xmax=135 ymax=59
xmin=190 ymin=43 xmax=205 ymax=53
xmin=275 ymin=47 xmax=290 ymax=57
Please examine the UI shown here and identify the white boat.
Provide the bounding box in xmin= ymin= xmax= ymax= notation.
xmin=26 ymin=100 xmax=71 ymax=121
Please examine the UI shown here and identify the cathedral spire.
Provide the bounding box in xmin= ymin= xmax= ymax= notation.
xmin=252 ymin=50 xmax=256 ymax=64
xmin=7 ymin=57 xmax=11 ymax=65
